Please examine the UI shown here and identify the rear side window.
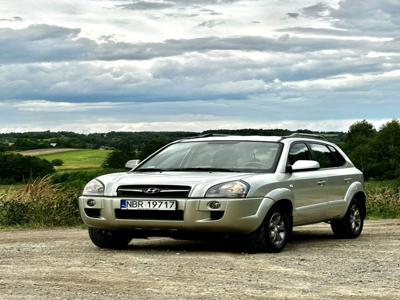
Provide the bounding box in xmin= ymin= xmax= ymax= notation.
xmin=288 ymin=143 xmax=312 ymax=165
xmin=309 ymin=143 xmax=344 ymax=168
xmin=327 ymin=145 xmax=347 ymax=166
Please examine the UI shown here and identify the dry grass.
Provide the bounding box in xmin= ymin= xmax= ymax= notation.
xmin=365 ymin=183 xmax=400 ymax=218
xmin=0 ymin=176 xmax=81 ymax=227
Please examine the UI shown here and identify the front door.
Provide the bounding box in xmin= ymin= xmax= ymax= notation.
xmin=285 ymin=142 xmax=329 ymax=225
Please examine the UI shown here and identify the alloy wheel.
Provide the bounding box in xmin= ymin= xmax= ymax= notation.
xmin=268 ymin=212 xmax=286 ymax=247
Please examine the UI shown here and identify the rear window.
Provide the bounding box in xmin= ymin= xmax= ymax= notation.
xmin=309 ymin=143 xmax=346 ymax=168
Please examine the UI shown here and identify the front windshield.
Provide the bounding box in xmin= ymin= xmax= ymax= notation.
xmin=136 ymin=141 xmax=282 ymax=173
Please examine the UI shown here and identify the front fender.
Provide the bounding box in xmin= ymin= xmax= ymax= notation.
xmin=264 ymin=188 xmax=294 ymax=203
xmin=249 ymin=188 xmax=294 ymax=230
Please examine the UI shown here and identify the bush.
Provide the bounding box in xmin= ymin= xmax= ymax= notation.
xmin=0 ymin=177 xmax=81 ymax=227
xmin=51 ymin=159 xmax=64 ymax=166
xmin=102 ymin=150 xmax=130 ymax=169
xmin=0 ymin=153 xmax=55 ymax=183
xmin=365 ymin=181 xmax=400 ymax=218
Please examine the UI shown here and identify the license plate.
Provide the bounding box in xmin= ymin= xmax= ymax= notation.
xmin=120 ymin=199 xmax=177 ymax=210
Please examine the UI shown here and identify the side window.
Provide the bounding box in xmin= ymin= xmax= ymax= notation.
xmin=327 ymin=145 xmax=347 ymax=166
xmin=288 ymin=143 xmax=311 ymax=165
xmin=309 ymin=143 xmax=340 ymax=168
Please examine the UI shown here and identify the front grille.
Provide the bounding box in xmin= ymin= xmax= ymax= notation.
xmin=117 ymin=185 xmax=191 ymax=198
xmin=115 ymin=209 xmax=184 ymax=221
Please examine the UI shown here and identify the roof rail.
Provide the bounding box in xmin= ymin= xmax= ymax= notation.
xmin=182 ymin=133 xmax=230 ymax=140
xmin=279 ymin=133 xmax=329 ymax=141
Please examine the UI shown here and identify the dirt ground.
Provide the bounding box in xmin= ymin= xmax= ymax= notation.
xmin=17 ymin=148 xmax=78 ymax=156
xmin=1 ymin=220 xmax=399 ymax=300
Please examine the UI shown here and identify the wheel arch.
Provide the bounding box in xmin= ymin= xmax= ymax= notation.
xmin=263 ymin=188 xmax=294 ymax=226
xmin=272 ymin=199 xmax=293 ymax=230
xmin=344 ymin=182 xmax=364 ymax=204
xmin=353 ymin=191 xmax=367 ymax=218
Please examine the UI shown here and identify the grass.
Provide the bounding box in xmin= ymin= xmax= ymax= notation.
xmin=0 ymin=184 xmax=24 ymax=193
xmin=365 ymin=179 xmax=400 ymax=219
xmin=38 ymin=149 xmax=111 ymax=170
xmin=0 ymin=177 xmax=81 ymax=227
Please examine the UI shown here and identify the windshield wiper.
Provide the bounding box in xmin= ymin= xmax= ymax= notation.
xmin=135 ymin=168 xmax=168 ymax=172
xmin=166 ymin=167 xmax=237 ymax=172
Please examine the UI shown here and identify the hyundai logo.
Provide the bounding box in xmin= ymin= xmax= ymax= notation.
xmin=143 ymin=187 xmax=161 ymax=194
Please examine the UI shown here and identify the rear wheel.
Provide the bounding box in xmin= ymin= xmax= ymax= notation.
xmin=88 ymin=228 xmax=132 ymax=249
xmin=243 ymin=206 xmax=291 ymax=253
xmin=331 ymin=199 xmax=365 ymax=238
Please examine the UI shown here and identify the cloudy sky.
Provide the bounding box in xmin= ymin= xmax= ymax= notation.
xmin=0 ymin=0 xmax=399 ymax=133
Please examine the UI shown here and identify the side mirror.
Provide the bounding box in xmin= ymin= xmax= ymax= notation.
xmin=125 ymin=159 xmax=140 ymax=169
xmin=290 ymin=160 xmax=320 ymax=172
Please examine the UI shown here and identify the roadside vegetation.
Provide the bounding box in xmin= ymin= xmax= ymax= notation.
xmin=0 ymin=177 xmax=80 ymax=227
xmin=365 ymin=180 xmax=400 ymax=219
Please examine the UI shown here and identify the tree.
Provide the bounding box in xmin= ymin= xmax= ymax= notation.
xmin=343 ymin=119 xmax=400 ymax=180
xmin=0 ymin=143 xmax=8 ymax=152
xmin=0 ymin=153 xmax=55 ymax=183
xmin=51 ymin=159 xmax=64 ymax=166
xmin=346 ymin=120 xmax=376 ymax=146
xmin=102 ymin=150 xmax=130 ymax=169
xmin=373 ymin=120 xmax=400 ymax=179
xmin=343 ymin=120 xmax=376 ymax=177
xmin=139 ymin=138 xmax=168 ymax=160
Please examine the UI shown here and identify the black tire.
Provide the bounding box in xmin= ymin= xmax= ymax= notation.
xmin=243 ymin=206 xmax=291 ymax=253
xmin=331 ymin=198 xmax=365 ymax=238
xmin=88 ymin=228 xmax=132 ymax=249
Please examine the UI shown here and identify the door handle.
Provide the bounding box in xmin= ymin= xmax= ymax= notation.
xmin=344 ymin=177 xmax=352 ymax=183
xmin=317 ymin=180 xmax=326 ymax=186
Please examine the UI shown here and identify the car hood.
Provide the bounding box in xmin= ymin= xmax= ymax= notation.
xmin=96 ymin=171 xmax=258 ymax=197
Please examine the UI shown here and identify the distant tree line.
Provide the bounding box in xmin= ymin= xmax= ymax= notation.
xmin=0 ymin=131 xmax=194 ymax=152
xmin=0 ymin=129 xmax=345 ymax=153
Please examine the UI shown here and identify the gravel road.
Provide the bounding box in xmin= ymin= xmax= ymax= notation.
xmin=1 ymin=220 xmax=400 ymax=300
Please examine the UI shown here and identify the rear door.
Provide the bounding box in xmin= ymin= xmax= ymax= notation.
xmin=307 ymin=143 xmax=351 ymax=219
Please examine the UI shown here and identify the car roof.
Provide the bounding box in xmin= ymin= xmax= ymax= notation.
xmin=180 ymin=135 xmax=283 ymax=142
xmin=179 ymin=135 xmax=335 ymax=145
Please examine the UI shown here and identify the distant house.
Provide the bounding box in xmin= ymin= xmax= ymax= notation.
xmin=100 ymin=145 xmax=113 ymax=150
xmin=50 ymin=143 xmax=57 ymax=147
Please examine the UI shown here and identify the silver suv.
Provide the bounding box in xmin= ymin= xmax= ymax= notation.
xmin=79 ymin=134 xmax=366 ymax=252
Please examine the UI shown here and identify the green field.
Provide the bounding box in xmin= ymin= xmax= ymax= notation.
xmin=0 ymin=184 xmax=24 ymax=194
xmin=38 ymin=149 xmax=112 ymax=170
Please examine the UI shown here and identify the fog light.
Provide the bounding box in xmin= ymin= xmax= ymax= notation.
xmin=208 ymin=200 xmax=221 ymax=210
xmin=87 ymin=199 xmax=96 ymax=207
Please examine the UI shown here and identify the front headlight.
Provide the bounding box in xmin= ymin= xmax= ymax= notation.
xmin=205 ymin=181 xmax=249 ymax=198
xmin=83 ymin=179 xmax=105 ymax=196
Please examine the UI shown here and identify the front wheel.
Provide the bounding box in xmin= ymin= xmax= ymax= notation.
xmin=243 ymin=206 xmax=291 ymax=253
xmin=88 ymin=228 xmax=132 ymax=249
xmin=331 ymin=199 xmax=365 ymax=238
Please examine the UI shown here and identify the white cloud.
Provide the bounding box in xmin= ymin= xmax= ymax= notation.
xmin=12 ymin=100 xmax=121 ymax=112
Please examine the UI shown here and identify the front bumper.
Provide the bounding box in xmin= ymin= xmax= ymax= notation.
xmin=78 ymin=196 xmax=275 ymax=234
